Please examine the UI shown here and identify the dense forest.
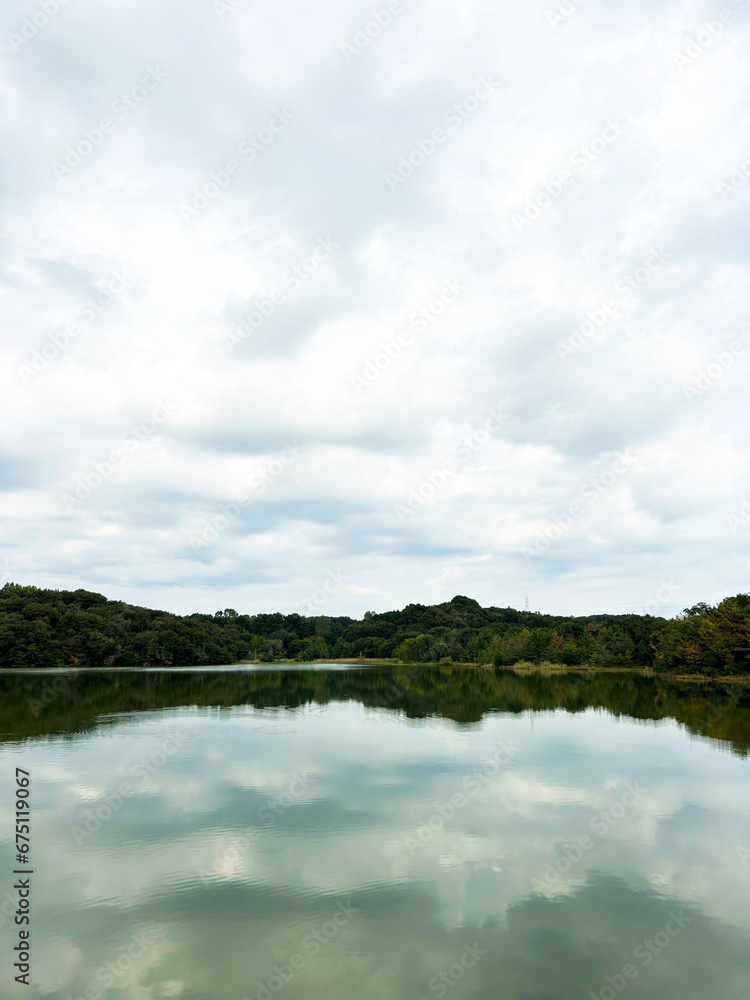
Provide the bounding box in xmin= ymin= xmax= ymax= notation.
xmin=0 ymin=583 xmax=748 ymax=675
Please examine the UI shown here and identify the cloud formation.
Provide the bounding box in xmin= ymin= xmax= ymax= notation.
xmin=1 ymin=0 xmax=749 ymax=615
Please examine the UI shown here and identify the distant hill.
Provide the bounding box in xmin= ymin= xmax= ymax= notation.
xmin=0 ymin=584 xmax=747 ymax=674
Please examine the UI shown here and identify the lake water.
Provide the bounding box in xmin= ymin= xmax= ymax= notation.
xmin=1 ymin=666 xmax=749 ymax=1000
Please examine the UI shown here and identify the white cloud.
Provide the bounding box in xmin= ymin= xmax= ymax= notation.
xmin=1 ymin=0 xmax=749 ymax=615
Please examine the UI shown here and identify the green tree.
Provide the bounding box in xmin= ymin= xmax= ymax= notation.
xmin=396 ymin=634 xmax=432 ymax=662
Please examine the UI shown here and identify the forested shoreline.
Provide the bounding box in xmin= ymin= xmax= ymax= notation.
xmin=0 ymin=584 xmax=748 ymax=675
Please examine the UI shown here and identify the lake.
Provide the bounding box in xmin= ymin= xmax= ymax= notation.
xmin=1 ymin=665 xmax=749 ymax=999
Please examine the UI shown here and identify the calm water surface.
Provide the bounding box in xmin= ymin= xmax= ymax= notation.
xmin=1 ymin=666 xmax=749 ymax=999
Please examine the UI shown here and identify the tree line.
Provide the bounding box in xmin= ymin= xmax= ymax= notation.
xmin=0 ymin=584 xmax=747 ymax=675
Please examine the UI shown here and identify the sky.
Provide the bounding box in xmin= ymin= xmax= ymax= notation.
xmin=1 ymin=0 xmax=749 ymax=619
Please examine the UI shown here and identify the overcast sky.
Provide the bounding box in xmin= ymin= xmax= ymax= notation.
xmin=1 ymin=0 xmax=748 ymax=618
